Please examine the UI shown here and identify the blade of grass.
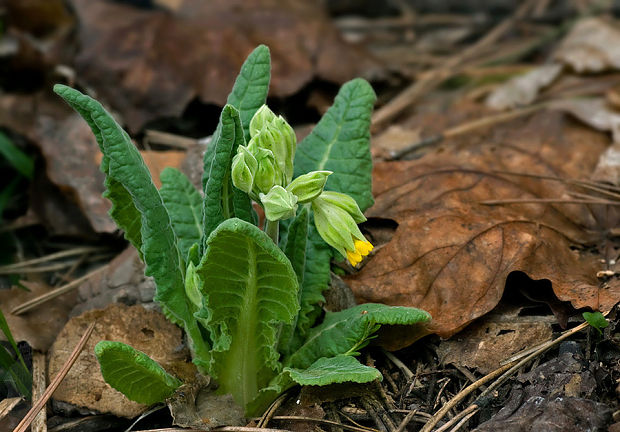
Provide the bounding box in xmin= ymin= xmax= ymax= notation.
xmin=0 ymin=132 xmax=33 ymax=179
xmin=0 ymin=308 xmax=28 ymax=371
xmin=0 ymin=346 xmax=31 ymax=398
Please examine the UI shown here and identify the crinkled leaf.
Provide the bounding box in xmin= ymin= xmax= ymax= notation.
xmin=294 ymin=78 xmax=376 ymax=212
xmin=201 ymin=105 xmax=253 ymax=245
xmin=194 ymin=218 xmax=299 ymax=411
xmin=54 ymin=85 xmax=210 ymax=370
xmin=160 ymin=167 xmax=203 ymax=262
xmin=95 ymin=341 xmax=181 ymax=405
xmin=286 ymin=355 xmax=381 ymax=386
xmin=226 ymin=44 xmax=271 ymax=142
xmin=286 ymin=304 xmax=431 ymax=370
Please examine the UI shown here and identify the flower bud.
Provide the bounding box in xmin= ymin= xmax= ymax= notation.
xmin=315 ymin=191 xmax=366 ymax=223
xmin=231 ymin=145 xmax=257 ymax=194
xmin=286 ymin=170 xmax=332 ymax=203
xmin=273 ymin=116 xmax=296 ymax=183
xmin=250 ymin=105 xmax=277 ymax=138
xmin=311 ymin=191 xmax=373 ymax=266
xmin=253 ymin=148 xmax=281 ymax=195
xmin=259 ymin=185 xmax=298 ymax=221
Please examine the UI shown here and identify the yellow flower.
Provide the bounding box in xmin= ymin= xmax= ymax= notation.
xmin=346 ymin=239 xmax=374 ymax=266
xmin=312 ymin=191 xmax=373 ymax=267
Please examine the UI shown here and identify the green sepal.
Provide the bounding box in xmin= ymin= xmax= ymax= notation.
xmin=95 ymin=341 xmax=182 ymax=405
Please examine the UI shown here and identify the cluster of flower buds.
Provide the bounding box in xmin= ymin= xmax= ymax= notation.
xmin=231 ymin=105 xmax=373 ymax=266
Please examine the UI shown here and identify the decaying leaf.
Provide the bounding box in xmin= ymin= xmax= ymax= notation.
xmin=436 ymin=307 xmax=553 ymax=374
xmin=0 ymin=281 xmax=75 ymax=351
xmin=486 ymin=64 xmax=563 ymax=110
xmin=347 ymin=110 xmax=620 ymax=345
xmin=48 ymin=304 xmax=194 ymax=418
xmin=554 ymin=17 xmax=620 ymax=73
xmin=70 ymin=0 xmax=377 ymax=131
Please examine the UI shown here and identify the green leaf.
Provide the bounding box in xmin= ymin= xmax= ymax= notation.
xmin=54 ymin=86 xmax=210 ymax=370
xmin=278 ymin=206 xmax=308 ymax=356
xmin=286 ymin=355 xmax=381 ymax=386
xmin=194 ymin=218 xmax=299 ymax=411
xmin=297 ymin=222 xmax=332 ymax=333
xmin=0 ymin=309 xmax=31 ymax=398
xmin=159 ymin=167 xmax=203 ymax=261
xmin=283 ymin=206 xmax=309 ymax=285
xmin=53 ymin=85 xmax=143 ymax=256
xmin=95 ymin=341 xmax=181 ymax=405
xmin=202 ymin=105 xmax=253 ymax=244
xmin=294 ymin=78 xmax=376 ymax=212
xmin=286 ymin=304 xmax=431 ymax=370
xmin=226 ymin=45 xmax=271 ymax=142
xmin=583 ymin=311 xmax=609 ymax=334
xmin=0 ymin=131 xmax=33 ymax=179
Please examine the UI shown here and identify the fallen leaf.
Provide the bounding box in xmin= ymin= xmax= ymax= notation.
xmin=48 ymin=304 xmax=194 ymax=418
xmin=436 ymin=308 xmax=553 ymax=374
xmin=71 ymin=247 xmax=155 ymax=317
xmin=554 ymin=17 xmax=620 ymax=73
xmin=486 ymin=64 xmax=563 ymax=110
xmin=550 ymin=98 xmax=620 ymax=143
xmin=347 ymin=110 xmax=620 ymax=344
xmin=70 ymin=0 xmax=377 ymax=131
xmin=474 ymin=396 xmax=612 ymax=432
xmin=0 ymin=281 xmax=76 ymax=351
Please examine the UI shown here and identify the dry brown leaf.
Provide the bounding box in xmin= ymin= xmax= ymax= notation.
xmin=0 ymin=281 xmax=76 ymax=351
xmin=70 ymin=0 xmax=377 ymax=131
xmin=436 ymin=307 xmax=553 ymax=374
xmin=554 ymin=17 xmax=620 ymax=73
xmin=48 ymin=304 xmax=194 ymax=418
xmin=486 ymin=64 xmax=563 ymax=110
xmin=347 ymin=110 xmax=620 ymax=344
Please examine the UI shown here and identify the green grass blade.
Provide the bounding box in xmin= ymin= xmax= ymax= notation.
xmin=0 ymin=131 xmax=33 ymax=179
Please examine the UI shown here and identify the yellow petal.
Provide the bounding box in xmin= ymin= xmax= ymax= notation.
xmin=346 ymin=250 xmax=362 ymax=266
xmin=354 ymin=239 xmax=373 ymax=256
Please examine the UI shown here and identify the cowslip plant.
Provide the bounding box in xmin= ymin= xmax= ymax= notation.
xmin=54 ymin=45 xmax=430 ymax=416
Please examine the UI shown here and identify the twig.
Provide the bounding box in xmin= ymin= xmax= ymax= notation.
xmin=480 ymin=198 xmax=620 ymax=205
xmin=13 ymin=321 xmax=96 ymax=432
xmin=382 ymin=350 xmax=414 ymax=381
xmin=257 ymin=388 xmax=292 ymax=428
xmin=0 ymin=253 xmax=112 ymax=275
xmin=418 ymin=362 xmax=514 ymax=432
xmin=394 ymin=410 xmax=417 ymax=432
xmin=448 ymin=407 xmax=478 ymax=432
xmin=434 ymin=405 xmax=478 ymax=432
xmin=31 ymin=351 xmax=47 ymax=432
xmin=0 ymin=247 xmax=106 ymax=271
xmin=372 ymin=0 xmax=537 ymax=129
xmin=388 ymin=103 xmax=545 ymax=160
xmin=269 ymin=416 xmax=379 ymax=432
xmin=11 ymin=265 xmax=108 ymax=315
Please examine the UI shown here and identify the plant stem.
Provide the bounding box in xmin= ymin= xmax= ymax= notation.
xmin=265 ymin=219 xmax=279 ymax=245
